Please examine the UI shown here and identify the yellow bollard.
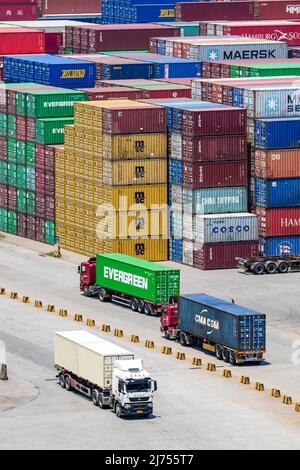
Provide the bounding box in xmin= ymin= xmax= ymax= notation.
xmin=240 ymin=376 xmax=251 ymax=385
xmin=59 ymin=309 xmax=68 ymax=318
xmin=192 ymin=357 xmax=202 ymax=367
xmin=47 ymin=305 xmax=55 ymax=313
xmin=295 ymin=403 xmax=300 ymax=413
xmin=0 ymin=288 xmax=6 ymax=295
xmin=74 ymin=314 xmax=83 ymax=323
xmin=270 ymin=389 xmax=281 ymax=399
xmin=10 ymin=292 xmax=18 ymax=300
xmin=145 ymin=340 xmax=155 ymax=349
xmin=161 ymin=346 xmax=172 ymax=355
xmin=22 ymin=296 xmax=30 ymax=304
xmin=87 ymin=319 xmax=96 ymax=327
xmin=35 ymin=300 xmax=43 ymax=308
xmin=101 ymin=325 xmax=111 ymax=333
xmin=131 ymin=335 xmax=139 ymax=344
xmin=114 ymin=329 xmax=123 ymax=338
xmin=176 ymin=352 xmax=186 ymax=361
xmin=206 ymin=363 xmax=216 ymax=372
xmin=255 ymin=382 xmax=265 ymax=392
xmin=223 ymin=369 xmax=232 ymax=379
xmin=282 ymin=396 xmax=293 ymax=405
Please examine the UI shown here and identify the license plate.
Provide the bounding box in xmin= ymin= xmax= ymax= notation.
xmin=136 ymin=410 xmax=144 ymax=414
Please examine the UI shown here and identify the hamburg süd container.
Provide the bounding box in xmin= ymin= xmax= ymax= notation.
xmin=193 ymin=240 xmax=259 ymax=270
xmin=96 ymin=253 xmax=180 ymax=304
xmin=255 ymin=178 xmax=300 ymax=208
xmin=194 ymin=213 xmax=258 ymax=244
xmin=255 ymin=207 xmax=300 ymax=237
xmin=259 ymin=235 xmax=300 ymax=256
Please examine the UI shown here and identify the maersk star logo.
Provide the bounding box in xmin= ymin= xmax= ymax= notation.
xmin=208 ymin=49 xmax=219 ymax=61
xmin=266 ymin=96 xmax=280 ymax=113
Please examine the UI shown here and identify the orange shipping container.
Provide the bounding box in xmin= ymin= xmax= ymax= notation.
xmin=254 ymin=149 xmax=300 ymax=179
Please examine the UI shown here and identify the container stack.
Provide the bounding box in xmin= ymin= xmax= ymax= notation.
xmin=55 ymin=99 xmax=169 ymax=260
xmin=0 ymin=84 xmax=87 ymax=244
xmin=167 ymin=101 xmax=259 ymax=269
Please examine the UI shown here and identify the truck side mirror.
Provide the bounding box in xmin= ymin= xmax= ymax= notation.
xmin=152 ymin=380 xmax=158 ymax=392
xmin=78 ymin=266 xmax=81 ymax=274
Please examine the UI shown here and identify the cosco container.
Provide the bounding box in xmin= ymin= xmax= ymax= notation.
xmin=255 ymin=178 xmax=300 ymax=208
xmin=96 ymin=253 xmax=180 ymax=304
xmin=255 ymin=118 xmax=300 ymax=149
xmin=194 ymin=213 xmax=258 ymax=244
xmin=183 ymin=187 xmax=248 ymax=214
xmin=253 ymin=149 xmax=300 ymax=179
xmin=193 ymin=241 xmax=259 ymax=270
xmin=260 ymin=236 xmax=300 ymax=256
xmin=255 ymin=207 xmax=300 ymax=237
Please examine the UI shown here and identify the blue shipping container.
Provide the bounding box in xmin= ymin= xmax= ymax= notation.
xmin=255 ymin=118 xmax=300 ymax=149
xmin=169 ymin=159 xmax=183 ymax=185
xmin=170 ymin=238 xmax=183 ymax=263
xmin=260 ymin=236 xmax=300 ymax=256
xmin=255 ymin=178 xmax=300 ymax=208
xmin=179 ymin=294 xmax=266 ymax=360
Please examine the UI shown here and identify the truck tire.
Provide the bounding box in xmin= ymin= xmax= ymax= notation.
xmin=59 ymin=374 xmax=66 ymax=389
xmin=99 ymin=288 xmax=107 ymax=302
xmin=115 ymin=403 xmax=122 ymax=418
xmin=216 ymin=345 xmax=223 ymax=361
xmin=92 ymin=389 xmax=99 ymax=407
xmin=222 ymin=349 xmax=229 ymax=363
xmin=83 ymin=286 xmax=90 ymax=297
xmin=137 ymin=300 xmax=144 ymax=314
xmin=65 ymin=376 xmax=72 ymax=391
xmin=229 ymin=351 xmax=237 ymax=366
xmin=131 ymin=299 xmax=138 ymax=312
xmin=144 ymin=303 xmax=153 ymax=316
xmin=180 ymin=332 xmax=188 ymax=347
xmin=278 ymin=262 xmax=289 ymax=274
xmin=265 ymin=261 xmax=277 ymax=275
xmin=164 ymin=330 xmax=171 ymax=341
xmin=252 ymin=263 xmax=265 ymax=275
xmin=98 ymin=394 xmax=106 ymax=409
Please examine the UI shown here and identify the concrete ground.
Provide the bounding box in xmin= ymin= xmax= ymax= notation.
xmin=0 ymin=234 xmax=300 ymax=449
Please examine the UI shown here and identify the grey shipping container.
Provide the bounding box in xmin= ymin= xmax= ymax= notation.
xmin=179 ymin=294 xmax=266 ymax=363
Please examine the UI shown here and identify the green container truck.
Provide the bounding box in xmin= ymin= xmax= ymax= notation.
xmin=79 ymin=253 xmax=180 ymax=316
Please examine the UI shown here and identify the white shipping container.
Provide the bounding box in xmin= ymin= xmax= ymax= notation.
xmin=170 ymin=133 xmax=182 ymax=160
xmin=183 ymin=240 xmax=194 ymax=266
xmin=171 ymin=210 xmax=183 ymax=238
xmin=183 ymin=212 xmax=194 ymax=241
xmin=243 ymin=86 xmax=300 ymax=119
xmin=194 ymin=213 xmax=258 ymax=244
xmin=170 ymin=184 xmax=183 ymax=211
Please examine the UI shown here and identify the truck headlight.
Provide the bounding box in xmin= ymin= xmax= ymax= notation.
xmin=124 ymin=404 xmax=131 ymax=409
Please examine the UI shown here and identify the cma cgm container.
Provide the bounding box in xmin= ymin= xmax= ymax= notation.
xmin=260 ymin=236 xmax=300 ymax=256
xmin=255 ymin=178 xmax=300 ymax=208
xmin=193 ymin=240 xmax=259 ymax=270
xmin=165 ymin=294 xmax=266 ymax=365
xmin=255 ymin=207 xmax=300 ymax=237
xmin=194 ymin=213 xmax=258 ymax=244
xmin=80 ymin=253 xmax=180 ymax=315
xmin=255 ymin=118 xmax=300 ymax=149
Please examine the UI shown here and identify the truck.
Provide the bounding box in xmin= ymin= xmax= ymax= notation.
xmin=161 ymin=294 xmax=266 ymax=365
xmin=237 ymin=255 xmax=300 ymax=275
xmin=79 ymin=253 xmax=180 ymax=316
xmin=55 ymin=331 xmax=157 ymax=418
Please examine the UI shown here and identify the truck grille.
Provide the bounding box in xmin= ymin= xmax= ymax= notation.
xmin=129 ymin=397 xmax=149 ymax=403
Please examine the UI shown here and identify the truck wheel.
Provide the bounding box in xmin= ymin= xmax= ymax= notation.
xmin=59 ymin=374 xmax=66 ymax=389
xmin=265 ymin=261 xmax=277 ymax=275
xmin=164 ymin=330 xmax=171 ymax=340
xmin=137 ymin=300 xmax=144 ymax=314
xmin=144 ymin=303 xmax=153 ymax=316
xmin=222 ymin=349 xmax=229 ymax=363
xmin=216 ymin=345 xmax=223 ymax=361
xmin=65 ymin=376 xmax=72 ymax=391
xmin=115 ymin=403 xmax=122 ymax=418
xmin=83 ymin=286 xmax=90 ymax=297
xmin=99 ymin=288 xmax=107 ymax=302
xmin=278 ymin=262 xmax=289 ymax=274
xmin=92 ymin=390 xmax=99 ymax=407
xmin=131 ymin=299 xmax=138 ymax=312
xmin=98 ymin=395 xmax=106 ymax=409
xmin=229 ymin=352 xmax=237 ymax=366
xmin=253 ymin=263 xmax=265 ymax=275
xmin=180 ymin=332 xmax=187 ymax=347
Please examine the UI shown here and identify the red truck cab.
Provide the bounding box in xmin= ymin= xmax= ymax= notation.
xmin=160 ymin=305 xmax=179 ymax=340
xmin=79 ymin=258 xmax=96 ymax=295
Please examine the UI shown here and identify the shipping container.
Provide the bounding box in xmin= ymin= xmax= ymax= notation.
xmin=96 ymin=238 xmax=169 ymax=261
xmin=96 ymin=253 xmax=180 ymax=304
xmin=255 ymin=207 xmax=300 ymax=238
xmin=102 ymin=133 xmax=167 ymax=160
xmin=193 ymin=240 xmax=259 ymax=270
xmin=181 ymin=107 xmax=246 ymax=136
xmin=194 ymin=213 xmax=258 ymax=244
xmin=35 ymin=117 xmax=74 ymax=144
xmin=255 ymin=118 xmax=300 ymax=149
xmin=259 ymin=235 xmax=300 ymax=256
xmin=255 ymin=178 xmax=300 ymax=208
xmin=180 ymin=134 xmax=247 ymax=163
xmin=0 ymin=28 xmax=45 ymax=55
xmin=182 ymin=161 xmax=248 ymax=189
xmin=253 ymin=148 xmax=300 ymax=179
xmin=102 ymin=159 xmax=167 ymax=186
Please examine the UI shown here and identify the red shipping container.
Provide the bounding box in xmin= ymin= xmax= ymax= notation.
xmin=253 ymin=148 xmax=300 ymax=179
xmin=45 ymin=145 xmax=55 ymax=173
xmin=0 ymin=183 xmax=8 ymax=206
xmin=141 ymin=87 xmax=191 ymax=100
xmin=35 ymin=144 xmax=46 ymax=170
xmin=39 ymin=0 xmax=101 ymax=14
xmin=36 ymin=217 xmax=45 ymax=243
xmin=182 ymin=107 xmax=247 ymax=136
xmin=182 ymin=161 xmax=248 ymax=189
xmin=26 ymin=214 xmax=36 ymax=240
xmin=17 ymin=213 xmax=27 ymax=238
xmin=193 ymin=241 xmax=259 ymax=270
xmin=102 ymin=104 xmax=167 ymax=134
xmin=182 ymin=135 xmax=247 ymax=162
xmin=45 ymin=32 xmax=63 ymax=53
xmin=0 ymin=3 xmax=37 ymax=21
xmin=0 ymin=28 xmax=44 ymax=55
xmin=255 ymin=207 xmax=300 ymax=237
xmin=16 ymin=116 xmax=27 ymax=141
xmin=35 ymin=169 xmax=45 ymax=193
xmin=27 ymin=118 xmax=36 ymax=142
xmin=36 ymin=192 xmax=46 ymax=219
xmin=0 ymin=137 xmax=7 ymax=160
xmin=46 ymin=195 xmax=55 ymax=220
xmin=80 ymin=87 xmax=143 ymax=101
xmin=45 ymin=172 xmax=54 ymax=195
xmin=8 ymin=186 xmax=16 ymax=211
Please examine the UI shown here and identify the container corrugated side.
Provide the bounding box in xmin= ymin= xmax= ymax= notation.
xmin=254 ymin=148 xmax=300 ymax=178
xmin=182 ymin=187 xmax=248 ymax=215
xmin=95 ymin=238 xmax=168 ymax=262
xmin=98 ymin=184 xmax=168 ymax=211
xmin=259 ymin=235 xmax=300 ymax=256
xmin=255 ymin=118 xmax=300 ymax=149
xmin=193 ymin=240 xmax=259 ymax=270
xmin=182 ymin=161 xmax=248 ymax=189
xmin=102 ymin=159 xmax=167 ymax=186
xmin=255 ymin=178 xmax=300 ymax=208
xmin=255 ymin=207 xmax=300 ymax=237
xmin=102 ymin=133 xmax=167 ymax=160
xmin=194 ymin=213 xmax=258 ymax=244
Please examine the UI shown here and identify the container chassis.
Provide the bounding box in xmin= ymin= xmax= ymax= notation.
xmin=236 ymin=255 xmax=300 ymax=275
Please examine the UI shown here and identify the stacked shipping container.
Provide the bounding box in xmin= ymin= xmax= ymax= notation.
xmin=0 ymin=84 xmax=86 ymax=244
xmin=56 ymin=100 xmax=169 ymax=260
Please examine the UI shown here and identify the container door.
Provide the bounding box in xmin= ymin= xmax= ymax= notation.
xmin=252 ymin=316 xmax=266 ymax=351
xmin=238 ymin=316 xmax=252 ymax=351
xmin=238 ymin=315 xmax=266 ymax=351
xmin=156 ymin=271 xmax=167 ymax=303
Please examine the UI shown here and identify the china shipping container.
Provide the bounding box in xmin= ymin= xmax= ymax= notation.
xmin=255 ymin=207 xmax=300 ymax=237
xmin=193 ymin=240 xmax=259 ymax=270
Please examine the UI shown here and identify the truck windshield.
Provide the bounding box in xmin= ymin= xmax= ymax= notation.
xmin=126 ymin=379 xmax=151 ymax=393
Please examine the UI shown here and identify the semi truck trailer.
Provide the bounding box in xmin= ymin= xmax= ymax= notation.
xmin=79 ymin=253 xmax=180 ymax=316
xmin=237 ymin=255 xmax=300 ymax=275
xmin=55 ymin=331 xmax=157 ymax=418
xmin=161 ymin=294 xmax=266 ymax=365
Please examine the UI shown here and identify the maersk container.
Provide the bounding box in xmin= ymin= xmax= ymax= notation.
xmin=260 ymin=236 xmax=300 ymax=256
xmin=178 ymin=294 xmax=266 ymax=358
xmin=182 ymin=187 xmax=248 ymax=215
xmin=194 ymin=213 xmax=258 ymax=244
xmin=255 ymin=178 xmax=300 ymax=208
xmin=255 ymin=118 xmax=300 ymax=149
xmin=35 ymin=117 xmax=74 ymax=145
xmin=241 ymin=86 xmax=300 ymax=119
xmin=95 ymin=253 xmax=180 ymax=304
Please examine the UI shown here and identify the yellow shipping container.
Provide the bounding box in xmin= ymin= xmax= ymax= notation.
xmin=102 ymin=133 xmax=167 ymax=160
xmin=99 ymin=238 xmax=168 ymax=262
xmin=103 ymin=159 xmax=167 ymax=186
xmin=95 ymin=184 xmax=167 ymax=210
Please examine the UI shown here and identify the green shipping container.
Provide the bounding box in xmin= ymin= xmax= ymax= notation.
xmin=26 ymin=143 xmax=36 ymax=167
xmin=26 ymin=166 xmax=35 ymax=191
xmin=230 ymin=62 xmax=300 ymax=78
xmin=155 ymin=21 xmax=200 ymax=36
xmin=17 ymin=189 xmax=27 ymax=213
xmin=16 ymin=164 xmax=26 ymax=189
xmin=26 ymin=191 xmax=35 ymax=215
xmin=7 ymin=115 xmax=16 ymax=139
xmin=45 ymin=220 xmax=55 ymax=245
xmin=96 ymin=253 xmax=180 ymax=304
xmin=0 ymin=161 xmax=8 ymax=184
xmin=8 ymin=163 xmax=17 ymax=187
xmin=0 ymin=113 xmax=7 ymax=137
xmin=7 ymin=210 xmax=17 ymax=235
xmin=26 ymin=89 xmax=87 ymax=119
xmin=7 ymin=139 xmax=17 ymax=163
xmin=0 ymin=208 xmax=8 ymax=232
xmin=16 ymin=140 xmax=26 ymax=165
xmin=35 ymin=117 xmax=74 ymax=145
